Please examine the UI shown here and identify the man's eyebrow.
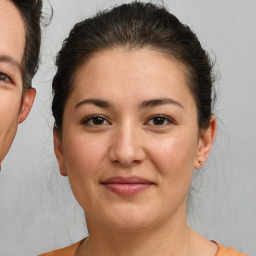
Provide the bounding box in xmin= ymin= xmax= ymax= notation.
xmin=0 ymin=54 xmax=22 ymax=70
xmin=140 ymin=98 xmax=184 ymax=109
xmin=75 ymin=99 xmax=114 ymax=109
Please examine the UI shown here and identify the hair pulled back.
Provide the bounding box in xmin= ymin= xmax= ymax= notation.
xmin=11 ymin=0 xmax=43 ymax=90
xmin=52 ymin=1 xmax=215 ymax=130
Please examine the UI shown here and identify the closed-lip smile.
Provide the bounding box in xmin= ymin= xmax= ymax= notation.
xmin=101 ymin=176 xmax=154 ymax=196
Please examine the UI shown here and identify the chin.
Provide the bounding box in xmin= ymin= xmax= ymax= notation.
xmin=99 ymin=204 xmax=159 ymax=232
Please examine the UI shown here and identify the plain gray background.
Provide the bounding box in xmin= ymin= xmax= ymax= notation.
xmin=0 ymin=0 xmax=255 ymax=255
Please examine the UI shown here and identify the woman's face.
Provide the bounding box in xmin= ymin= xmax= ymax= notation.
xmin=0 ymin=0 xmax=35 ymax=166
xmin=55 ymin=48 xmax=215 ymax=231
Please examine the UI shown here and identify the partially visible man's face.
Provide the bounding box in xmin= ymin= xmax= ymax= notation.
xmin=0 ymin=0 xmax=35 ymax=168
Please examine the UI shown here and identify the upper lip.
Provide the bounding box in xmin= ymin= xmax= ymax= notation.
xmin=101 ymin=176 xmax=153 ymax=184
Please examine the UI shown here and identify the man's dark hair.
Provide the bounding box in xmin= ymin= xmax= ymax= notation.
xmin=11 ymin=0 xmax=43 ymax=90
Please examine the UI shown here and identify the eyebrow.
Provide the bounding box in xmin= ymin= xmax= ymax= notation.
xmin=75 ymin=97 xmax=183 ymax=110
xmin=140 ymin=98 xmax=184 ymax=109
xmin=0 ymin=54 xmax=22 ymax=70
xmin=75 ymin=99 xmax=114 ymax=109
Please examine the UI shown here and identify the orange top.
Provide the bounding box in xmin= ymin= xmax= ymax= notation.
xmin=39 ymin=240 xmax=248 ymax=256
xmin=39 ymin=241 xmax=82 ymax=256
xmin=215 ymin=243 xmax=248 ymax=256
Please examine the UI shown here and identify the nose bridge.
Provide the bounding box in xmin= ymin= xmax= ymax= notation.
xmin=110 ymin=119 xmax=144 ymax=166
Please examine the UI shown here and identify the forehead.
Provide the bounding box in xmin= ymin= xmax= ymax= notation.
xmin=0 ymin=0 xmax=25 ymax=64
xmin=73 ymin=48 xmax=193 ymax=103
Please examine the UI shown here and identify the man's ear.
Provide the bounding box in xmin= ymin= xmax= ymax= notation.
xmin=18 ymin=88 xmax=36 ymax=124
xmin=194 ymin=116 xmax=217 ymax=169
xmin=53 ymin=127 xmax=67 ymax=176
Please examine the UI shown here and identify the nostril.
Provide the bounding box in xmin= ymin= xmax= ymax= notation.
xmin=109 ymin=128 xmax=145 ymax=166
xmin=110 ymin=150 xmax=145 ymax=167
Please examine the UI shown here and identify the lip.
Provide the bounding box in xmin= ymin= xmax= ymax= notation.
xmin=101 ymin=176 xmax=154 ymax=196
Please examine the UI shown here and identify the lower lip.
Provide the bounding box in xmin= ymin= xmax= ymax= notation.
xmin=103 ymin=183 xmax=152 ymax=196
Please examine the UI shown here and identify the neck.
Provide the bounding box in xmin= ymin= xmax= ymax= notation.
xmin=77 ymin=209 xmax=195 ymax=256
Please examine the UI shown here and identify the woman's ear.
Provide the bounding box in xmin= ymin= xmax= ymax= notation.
xmin=18 ymin=88 xmax=36 ymax=124
xmin=194 ymin=116 xmax=217 ymax=169
xmin=53 ymin=128 xmax=67 ymax=176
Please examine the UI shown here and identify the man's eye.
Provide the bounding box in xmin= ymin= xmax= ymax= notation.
xmin=147 ymin=116 xmax=173 ymax=126
xmin=82 ymin=116 xmax=110 ymax=126
xmin=0 ymin=72 xmax=11 ymax=82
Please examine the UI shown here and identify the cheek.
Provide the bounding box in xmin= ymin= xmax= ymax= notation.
xmin=145 ymin=133 xmax=198 ymax=213
xmin=62 ymin=131 xmax=111 ymax=209
xmin=150 ymin=133 xmax=197 ymax=165
xmin=147 ymin=131 xmax=198 ymax=187
xmin=0 ymin=92 xmax=21 ymax=160
xmin=0 ymin=92 xmax=21 ymax=122
xmin=62 ymin=130 xmax=108 ymax=180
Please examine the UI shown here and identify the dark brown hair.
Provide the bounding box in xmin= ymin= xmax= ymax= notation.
xmin=52 ymin=1 xmax=215 ymax=130
xmin=11 ymin=0 xmax=43 ymax=90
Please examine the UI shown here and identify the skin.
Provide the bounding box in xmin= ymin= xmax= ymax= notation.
xmin=0 ymin=0 xmax=36 ymax=168
xmin=54 ymin=48 xmax=217 ymax=256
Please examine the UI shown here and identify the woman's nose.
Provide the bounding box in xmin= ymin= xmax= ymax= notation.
xmin=109 ymin=123 xmax=145 ymax=167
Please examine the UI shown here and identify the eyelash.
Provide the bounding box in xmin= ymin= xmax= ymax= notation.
xmin=81 ymin=115 xmax=111 ymax=126
xmin=146 ymin=115 xmax=176 ymax=126
xmin=0 ymin=72 xmax=12 ymax=83
xmin=81 ymin=114 xmax=176 ymax=127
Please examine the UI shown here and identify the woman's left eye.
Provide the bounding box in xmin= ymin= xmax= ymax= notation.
xmin=82 ymin=115 xmax=111 ymax=126
xmin=0 ymin=72 xmax=11 ymax=83
xmin=146 ymin=116 xmax=174 ymax=126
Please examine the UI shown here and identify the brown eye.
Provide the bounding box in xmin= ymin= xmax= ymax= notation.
xmin=152 ymin=117 xmax=166 ymax=125
xmin=91 ymin=117 xmax=105 ymax=125
xmin=147 ymin=115 xmax=173 ymax=126
xmin=82 ymin=115 xmax=111 ymax=126
xmin=0 ymin=72 xmax=11 ymax=82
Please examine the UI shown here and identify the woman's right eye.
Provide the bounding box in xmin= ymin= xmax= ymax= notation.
xmin=0 ymin=72 xmax=11 ymax=83
xmin=82 ymin=115 xmax=111 ymax=126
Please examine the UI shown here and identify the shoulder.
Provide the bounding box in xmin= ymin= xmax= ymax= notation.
xmin=215 ymin=242 xmax=248 ymax=256
xmin=38 ymin=241 xmax=82 ymax=256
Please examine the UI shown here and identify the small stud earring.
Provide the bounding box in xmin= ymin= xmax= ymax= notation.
xmin=199 ymin=161 xmax=203 ymax=165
